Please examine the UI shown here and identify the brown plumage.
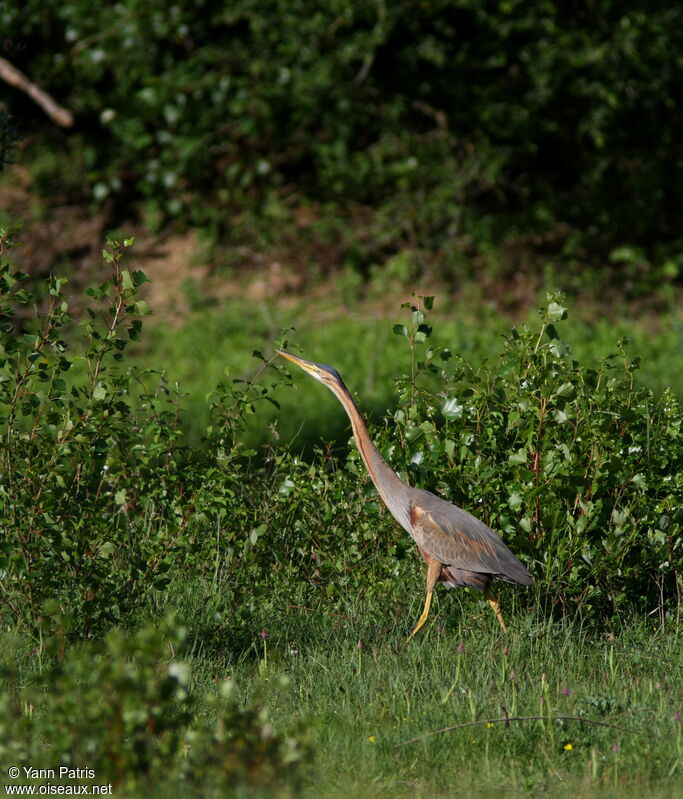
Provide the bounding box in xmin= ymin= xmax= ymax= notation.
xmin=277 ymin=350 xmax=532 ymax=637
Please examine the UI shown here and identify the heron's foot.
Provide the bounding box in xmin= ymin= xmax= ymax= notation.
xmin=487 ymin=595 xmax=507 ymax=633
xmin=407 ymin=591 xmax=433 ymax=641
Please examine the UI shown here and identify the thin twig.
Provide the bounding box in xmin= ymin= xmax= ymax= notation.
xmin=397 ymin=715 xmax=644 ymax=746
xmin=0 ymin=56 xmax=74 ymax=127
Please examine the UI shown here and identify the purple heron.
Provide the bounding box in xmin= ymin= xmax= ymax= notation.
xmin=277 ymin=350 xmax=533 ymax=637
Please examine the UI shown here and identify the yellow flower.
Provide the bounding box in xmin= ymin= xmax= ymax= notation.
xmin=486 ymin=723 xmax=494 ymax=729
xmin=367 ymin=735 xmax=376 ymax=743
xmin=564 ymin=743 xmax=573 ymax=751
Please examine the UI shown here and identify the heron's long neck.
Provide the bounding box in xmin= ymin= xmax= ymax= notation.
xmin=331 ymin=383 xmax=412 ymax=533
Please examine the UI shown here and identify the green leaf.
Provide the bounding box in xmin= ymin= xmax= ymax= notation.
xmin=547 ymin=301 xmax=567 ymax=322
xmin=121 ymin=270 xmax=134 ymax=291
xmin=556 ymin=382 xmax=576 ymax=399
xmin=508 ymin=448 xmax=527 ymax=465
xmin=99 ymin=541 xmax=116 ymax=558
xmin=549 ymin=340 xmax=569 ymax=358
xmin=132 ymin=269 xmax=149 ymax=286
xmin=405 ymin=425 xmax=423 ymax=442
xmin=393 ymin=324 xmax=407 ymax=337
xmin=442 ymin=397 xmax=463 ymax=419
xmin=631 ymin=473 xmax=647 ymax=491
xmin=508 ymin=492 xmax=523 ymax=511
xmin=249 ymin=523 xmax=266 ymax=544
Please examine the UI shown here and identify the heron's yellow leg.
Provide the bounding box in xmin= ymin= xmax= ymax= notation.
xmin=486 ymin=592 xmax=507 ymax=632
xmin=407 ymin=592 xmax=433 ymax=640
xmin=407 ymin=558 xmax=441 ymax=641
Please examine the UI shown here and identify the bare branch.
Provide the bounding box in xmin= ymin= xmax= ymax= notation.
xmin=0 ymin=56 xmax=74 ymax=128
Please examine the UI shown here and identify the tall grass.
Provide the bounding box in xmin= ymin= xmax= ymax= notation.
xmin=164 ymin=578 xmax=683 ymax=799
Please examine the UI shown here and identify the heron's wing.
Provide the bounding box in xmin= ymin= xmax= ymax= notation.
xmin=410 ymin=497 xmax=532 ymax=585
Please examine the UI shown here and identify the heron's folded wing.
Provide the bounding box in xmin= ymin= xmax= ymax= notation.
xmin=410 ymin=501 xmax=532 ymax=585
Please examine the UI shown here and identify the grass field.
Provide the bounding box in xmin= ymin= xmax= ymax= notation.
xmin=3 ymin=587 xmax=681 ymax=798
xmin=171 ymin=581 xmax=683 ymax=799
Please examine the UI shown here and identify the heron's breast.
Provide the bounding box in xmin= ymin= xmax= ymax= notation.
xmin=408 ymin=504 xmax=432 ymax=550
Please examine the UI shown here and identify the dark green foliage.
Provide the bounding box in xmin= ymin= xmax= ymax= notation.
xmin=0 ymin=234 xmax=310 ymax=792
xmin=176 ymin=447 xmax=407 ymax=655
xmin=6 ymin=1 xmax=683 ymax=280
xmin=0 ymin=111 xmax=20 ymax=170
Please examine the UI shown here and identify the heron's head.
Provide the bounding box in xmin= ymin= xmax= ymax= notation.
xmin=276 ymin=350 xmax=344 ymax=390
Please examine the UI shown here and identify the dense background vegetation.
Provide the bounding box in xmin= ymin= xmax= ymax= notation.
xmin=1 ymin=2 xmax=683 ymax=796
xmin=3 ymin=0 xmax=683 ymax=291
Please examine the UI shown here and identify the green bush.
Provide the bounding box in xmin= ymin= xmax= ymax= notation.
xmin=0 ymin=231 xmax=296 ymax=641
xmin=380 ymin=296 xmax=683 ymax=619
xmin=0 ymin=620 xmax=309 ymax=794
xmin=0 ymin=234 xmax=193 ymax=637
